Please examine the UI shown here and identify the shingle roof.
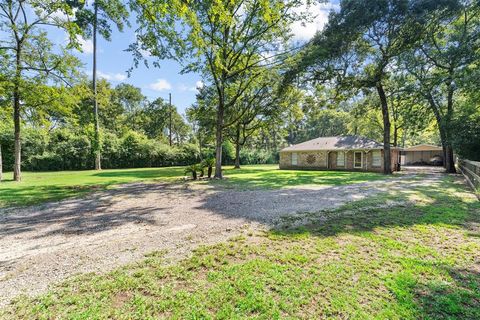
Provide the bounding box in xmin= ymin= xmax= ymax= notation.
xmin=403 ymin=144 xmax=442 ymax=151
xmin=280 ymin=135 xmax=384 ymax=152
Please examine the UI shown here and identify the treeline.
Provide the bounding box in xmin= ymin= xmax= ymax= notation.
xmin=284 ymin=0 xmax=480 ymax=172
xmin=1 ymin=0 xmax=479 ymax=181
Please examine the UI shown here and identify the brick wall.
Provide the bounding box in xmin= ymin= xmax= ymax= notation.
xmin=280 ymin=149 xmax=397 ymax=173
xmin=279 ymin=151 xmax=327 ymax=169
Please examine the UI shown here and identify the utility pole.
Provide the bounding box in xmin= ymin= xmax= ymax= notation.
xmin=169 ymin=93 xmax=172 ymax=146
xmin=93 ymin=2 xmax=101 ymax=170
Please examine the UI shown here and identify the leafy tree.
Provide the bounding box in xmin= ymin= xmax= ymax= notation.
xmin=401 ymin=0 xmax=480 ymax=172
xmin=290 ymin=0 xmax=452 ymax=174
xmin=0 ymin=0 xmax=81 ymax=181
xmin=226 ymin=69 xmax=281 ymax=168
xmin=73 ymin=0 xmax=129 ymax=170
xmin=131 ymin=0 xmax=305 ymax=178
xmin=110 ymin=83 xmax=147 ymax=133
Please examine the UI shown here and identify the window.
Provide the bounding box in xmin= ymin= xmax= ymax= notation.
xmin=291 ymin=152 xmax=298 ymax=166
xmin=354 ymin=151 xmax=363 ymax=168
xmin=372 ymin=151 xmax=381 ymax=167
xmin=336 ymin=151 xmax=345 ymax=167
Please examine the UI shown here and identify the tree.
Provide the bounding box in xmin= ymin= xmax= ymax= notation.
xmin=402 ymin=0 xmax=480 ymax=173
xmin=73 ymin=0 xmax=129 ymax=170
xmin=0 ymin=0 xmax=81 ymax=181
xmin=225 ymin=69 xmax=284 ymax=168
xmin=131 ymin=0 xmax=305 ymax=178
xmin=290 ymin=0 xmax=452 ymax=174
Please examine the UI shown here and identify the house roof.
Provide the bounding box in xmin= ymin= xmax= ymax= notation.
xmin=280 ymin=135 xmax=384 ymax=152
xmin=403 ymin=144 xmax=442 ymax=152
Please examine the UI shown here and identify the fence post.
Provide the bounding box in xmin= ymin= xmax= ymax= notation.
xmin=458 ymin=159 xmax=480 ymax=197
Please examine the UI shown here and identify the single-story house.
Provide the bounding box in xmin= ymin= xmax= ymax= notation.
xmin=400 ymin=144 xmax=443 ymax=166
xmin=279 ymin=135 xmax=400 ymax=173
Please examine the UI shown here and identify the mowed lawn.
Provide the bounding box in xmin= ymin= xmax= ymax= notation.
xmin=0 ymin=165 xmax=385 ymax=207
xmin=4 ymin=175 xmax=479 ymax=319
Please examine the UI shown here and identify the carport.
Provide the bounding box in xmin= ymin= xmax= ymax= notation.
xmin=400 ymin=144 xmax=443 ymax=166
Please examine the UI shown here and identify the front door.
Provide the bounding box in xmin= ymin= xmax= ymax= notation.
xmin=354 ymin=151 xmax=363 ymax=169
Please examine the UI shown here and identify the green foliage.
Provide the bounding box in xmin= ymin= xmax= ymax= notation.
xmin=239 ymin=148 xmax=277 ymax=165
xmin=184 ymin=164 xmax=203 ymax=180
xmin=452 ymin=108 xmax=480 ymax=161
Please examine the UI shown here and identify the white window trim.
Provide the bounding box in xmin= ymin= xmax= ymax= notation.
xmin=372 ymin=151 xmax=381 ymax=167
xmin=291 ymin=152 xmax=298 ymax=166
xmin=337 ymin=151 xmax=345 ymax=167
xmin=354 ymin=151 xmax=363 ymax=169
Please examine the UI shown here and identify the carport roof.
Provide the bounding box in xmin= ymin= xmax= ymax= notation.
xmin=403 ymin=144 xmax=442 ymax=151
xmin=280 ymin=135 xmax=384 ymax=152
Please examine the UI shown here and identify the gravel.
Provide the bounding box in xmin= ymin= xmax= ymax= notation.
xmin=0 ymin=171 xmax=444 ymax=307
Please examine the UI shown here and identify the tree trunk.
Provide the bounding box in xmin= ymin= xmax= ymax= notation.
xmin=376 ymin=83 xmax=392 ymax=174
xmin=93 ymin=3 xmax=101 ymax=170
xmin=444 ymin=83 xmax=456 ymax=173
xmin=198 ymin=131 xmax=203 ymax=161
xmin=13 ymin=43 xmax=22 ymax=181
xmin=393 ymin=125 xmax=398 ymax=147
xmin=234 ymin=125 xmax=241 ymax=169
xmin=214 ymin=100 xmax=224 ymax=178
xmin=207 ymin=166 xmax=212 ymax=178
xmin=445 ymin=145 xmax=455 ymax=173
xmin=0 ymin=143 xmax=3 ymax=182
xmin=169 ymin=93 xmax=172 ymax=146
xmin=428 ymin=93 xmax=456 ymax=173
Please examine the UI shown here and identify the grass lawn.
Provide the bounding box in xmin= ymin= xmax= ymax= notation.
xmin=0 ymin=165 xmax=385 ymax=208
xmin=0 ymin=167 xmax=185 ymax=208
xmin=4 ymin=175 xmax=479 ymax=319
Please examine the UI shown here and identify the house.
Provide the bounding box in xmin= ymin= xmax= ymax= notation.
xmin=400 ymin=144 xmax=443 ymax=166
xmin=279 ymin=135 xmax=400 ymax=172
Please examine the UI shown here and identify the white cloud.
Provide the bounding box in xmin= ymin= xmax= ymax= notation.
xmin=290 ymin=2 xmax=338 ymax=41
xmin=97 ymin=71 xmax=127 ymax=82
xmin=195 ymin=81 xmax=204 ymax=89
xmin=149 ymin=79 xmax=172 ymax=91
xmin=77 ymin=36 xmax=94 ymax=54
xmin=178 ymin=80 xmax=204 ymax=92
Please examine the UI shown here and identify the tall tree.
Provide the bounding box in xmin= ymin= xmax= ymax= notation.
xmin=74 ymin=0 xmax=129 ymax=170
xmin=0 ymin=0 xmax=81 ymax=181
xmin=131 ymin=0 xmax=305 ymax=178
xmin=290 ymin=0 xmax=453 ymax=174
xmin=226 ymin=74 xmax=279 ymax=169
xmin=402 ymin=0 xmax=480 ymax=173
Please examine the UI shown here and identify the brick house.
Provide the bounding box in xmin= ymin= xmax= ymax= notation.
xmin=279 ymin=135 xmax=400 ymax=173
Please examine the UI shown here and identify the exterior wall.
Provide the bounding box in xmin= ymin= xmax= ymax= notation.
xmin=404 ymin=150 xmax=443 ymax=165
xmin=279 ymin=151 xmax=327 ymax=169
xmin=280 ymin=149 xmax=399 ymax=172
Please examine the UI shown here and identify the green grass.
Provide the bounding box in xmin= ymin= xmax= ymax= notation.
xmin=0 ymin=165 xmax=385 ymax=208
xmin=0 ymin=167 xmax=185 ymax=208
xmin=4 ymin=176 xmax=480 ymax=319
xmin=209 ymin=165 xmax=386 ymax=190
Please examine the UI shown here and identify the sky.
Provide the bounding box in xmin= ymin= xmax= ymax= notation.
xmin=51 ymin=1 xmax=338 ymax=115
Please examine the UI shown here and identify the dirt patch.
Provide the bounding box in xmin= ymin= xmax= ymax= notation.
xmin=0 ymin=173 xmax=444 ymax=307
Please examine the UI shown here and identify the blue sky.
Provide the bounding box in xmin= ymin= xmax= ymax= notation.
xmin=50 ymin=1 xmax=338 ymax=115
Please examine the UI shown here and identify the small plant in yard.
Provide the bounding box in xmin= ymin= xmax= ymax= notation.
xmin=184 ymin=164 xmax=202 ymax=180
xmin=202 ymin=158 xmax=215 ymax=178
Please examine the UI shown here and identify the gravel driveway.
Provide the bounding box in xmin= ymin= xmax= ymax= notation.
xmin=0 ymin=172 xmax=443 ymax=307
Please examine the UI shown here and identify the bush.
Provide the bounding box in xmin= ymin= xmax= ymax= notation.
xmin=452 ymin=111 xmax=480 ymax=161
xmin=239 ymin=148 xmax=277 ymax=165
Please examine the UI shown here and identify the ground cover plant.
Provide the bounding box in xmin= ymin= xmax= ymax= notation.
xmin=4 ymin=175 xmax=479 ymax=319
xmin=0 ymin=165 xmax=385 ymax=208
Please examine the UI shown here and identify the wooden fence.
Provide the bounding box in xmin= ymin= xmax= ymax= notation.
xmin=458 ymin=159 xmax=480 ymax=195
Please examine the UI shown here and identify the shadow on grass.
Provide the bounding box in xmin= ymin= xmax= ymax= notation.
xmin=266 ymin=177 xmax=480 ymax=319
xmin=91 ymin=167 xmax=184 ymax=179
xmin=212 ymin=168 xmax=388 ymax=189
xmin=0 ymin=182 xmax=187 ymax=238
